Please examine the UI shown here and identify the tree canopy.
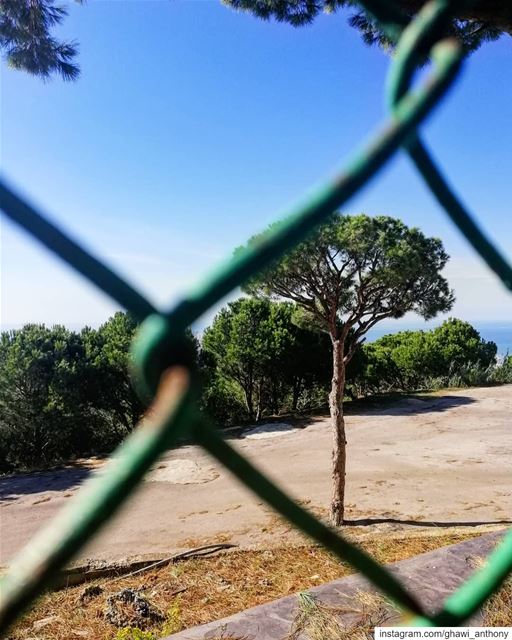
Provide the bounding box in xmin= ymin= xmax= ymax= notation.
xmin=81 ymin=312 xmax=144 ymax=434
xmin=223 ymin=0 xmax=509 ymax=53
xmin=201 ymin=297 xmax=331 ymax=422
xmin=0 ymin=312 xmax=202 ymax=472
xmin=2 ymin=1 xmax=509 ymax=81
xmin=0 ymin=314 xmax=144 ymax=471
xmin=243 ymin=213 xmax=454 ymax=353
xmin=0 ymin=324 xmax=93 ymax=470
xmin=0 ymin=0 xmax=81 ymax=80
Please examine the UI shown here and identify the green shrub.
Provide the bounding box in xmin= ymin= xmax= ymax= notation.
xmin=354 ymin=319 xmax=498 ymax=394
xmin=0 ymin=316 xmax=197 ymax=472
xmin=160 ymin=599 xmax=183 ymax=636
xmin=489 ymin=355 xmax=512 ymax=384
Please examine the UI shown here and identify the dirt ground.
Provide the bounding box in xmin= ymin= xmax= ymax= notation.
xmin=1 ymin=386 xmax=511 ymax=568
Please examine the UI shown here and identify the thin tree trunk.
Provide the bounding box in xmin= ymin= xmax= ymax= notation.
xmin=243 ymin=383 xmax=255 ymax=421
xmin=292 ymin=377 xmax=302 ymax=412
xmin=255 ymin=380 xmax=262 ymax=422
xmin=329 ymin=338 xmax=347 ymax=526
xmin=271 ymin=381 xmax=279 ymax=415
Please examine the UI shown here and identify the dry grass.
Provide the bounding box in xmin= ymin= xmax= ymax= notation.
xmin=287 ymin=590 xmax=394 ymax=640
xmin=482 ymin=581 xmax=512 ymax=627
xmin=473 ymin=557 xmax=512 ymax=627
xmin=6 ymin=531 xmax=480 ymax=640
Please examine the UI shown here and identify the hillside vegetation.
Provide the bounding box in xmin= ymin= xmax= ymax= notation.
xmin=1 ymin=308 xmax=510 ymax=473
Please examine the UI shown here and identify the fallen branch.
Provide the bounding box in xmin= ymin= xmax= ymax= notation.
xmin=106 ymin=543 xmax=238 ymax=585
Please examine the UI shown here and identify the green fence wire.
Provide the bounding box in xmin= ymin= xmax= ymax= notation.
xmin=1 ymin=0 xmax=511 ymax=634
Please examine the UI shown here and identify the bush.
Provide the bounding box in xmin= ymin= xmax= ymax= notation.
xmin=0 ymin=315 xmax=144 ymax=472
xmin=354 ymin=319 xmax=499 ymax=395
xmin=200 ymin=374 xmax=247 ymax=427
xmin=489 ymin=355 xmax=512 ymax=384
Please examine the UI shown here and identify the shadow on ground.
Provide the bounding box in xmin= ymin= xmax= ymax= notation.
xmin=221 ymin=394 xmax=476 ymax=440
xmin=0 ymin=463 xmax=92 ymax=501
xmin=345 ymin=394 xmax=476 ymax=416
xmin=343 ymin=517 xmax=512 ymax=527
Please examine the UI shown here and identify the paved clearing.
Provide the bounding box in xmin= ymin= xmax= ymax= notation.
xmin=1 ymin=386 xmax=511 ymax=567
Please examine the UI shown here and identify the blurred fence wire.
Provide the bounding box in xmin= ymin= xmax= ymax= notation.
xmin=1 ymin=0 xmax=511 ymax=634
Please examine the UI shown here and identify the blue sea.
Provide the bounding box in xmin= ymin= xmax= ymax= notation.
xmin=365 ymin=322 xmax=512 ymax=357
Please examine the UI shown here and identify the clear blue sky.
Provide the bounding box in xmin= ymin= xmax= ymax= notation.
xmin=2 ymin=1 xmax=512 ymax=332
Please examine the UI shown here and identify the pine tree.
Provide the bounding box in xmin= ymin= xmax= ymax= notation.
xmin=240 ymin=213 xmax=454 ymax=525
xmin=0 ymin=0 xmax=81 ymax=80
xmin=222 ymin=0 xmax=509 ymax=54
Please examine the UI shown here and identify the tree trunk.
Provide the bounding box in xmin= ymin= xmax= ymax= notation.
xmin=255 ymin=380 xmax=262 ymax=422
xmin=271 ymin=382 xmax=279 ymax=415
xmin=243 ymin=383 xmax=255 ymax=421
xmin=329 ymin=338 xmax=347 ymax=526
xmin=292 ymin=377 xmax=302 ymax=412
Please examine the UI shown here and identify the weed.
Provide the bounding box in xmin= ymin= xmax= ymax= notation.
xmin=160 ymin=598 xmax=183 ymax=636
xmin=114 ymin=628 xmax=156 ymax=640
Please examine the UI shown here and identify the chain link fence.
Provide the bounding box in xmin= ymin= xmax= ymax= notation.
xmin=1 ymin=0 xmax=511 ymax=634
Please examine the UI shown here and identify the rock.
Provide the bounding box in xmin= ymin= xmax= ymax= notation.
xmin=105 ymin=588 xmax=164 ymax=628
xmin=79 ymin=584 xmax=104 ymax=604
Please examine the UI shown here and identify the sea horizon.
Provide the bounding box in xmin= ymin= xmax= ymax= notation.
xmin=2 ymin=318 xmax=511 ymax=357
